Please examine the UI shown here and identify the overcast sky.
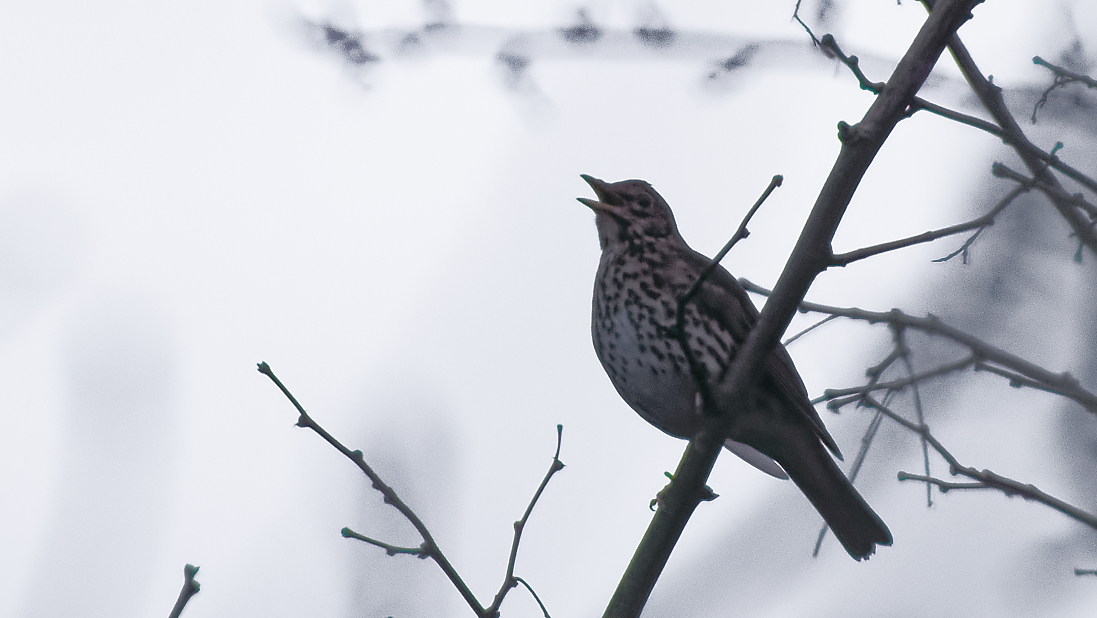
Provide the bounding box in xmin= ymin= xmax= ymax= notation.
xmin=2 ymin=1 xmax=1096 ymax=617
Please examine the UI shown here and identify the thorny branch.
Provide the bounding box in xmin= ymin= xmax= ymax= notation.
xmin=258 ymin=362 xmax=563 ymax=618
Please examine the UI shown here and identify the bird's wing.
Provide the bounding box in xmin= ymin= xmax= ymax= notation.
xmin=678 ymin=247 xmax=844 ymax=460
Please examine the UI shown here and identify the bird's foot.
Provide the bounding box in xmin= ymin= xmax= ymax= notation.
xmin=650 ymin=472 xmax=719 ymax=510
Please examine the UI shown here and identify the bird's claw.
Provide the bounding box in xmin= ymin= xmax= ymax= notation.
xmin=649 ymin=472 xmax=718 ymax=510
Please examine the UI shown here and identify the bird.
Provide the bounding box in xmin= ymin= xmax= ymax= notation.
xmin=577 ymin=174 xmax=892 ymax=560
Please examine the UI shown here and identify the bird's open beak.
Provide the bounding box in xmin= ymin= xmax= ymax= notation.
xmin=578 ymin=174 xmax=625 ymax=215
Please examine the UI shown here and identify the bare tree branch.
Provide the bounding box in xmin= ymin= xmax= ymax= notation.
xmin=674 ymin=175 xmax=784 ymax=414
xmin=486 ymin=425 xmax=565 ymax=618
xmin=603 ymin=3 xmax=984 ymax=615
xmin=830 ymin=184 xmax=1029 ymax=266
xmin=1076 ymin=568 xmax=1097 ymax=576
xmin=856 ymin=397 xmax=1097 ymax=530
xmin=818 ymin=355 xmax=977 ymax=409
xmin=1032 ymin=55 xmax=1097 ymax=123
xmin=938 ymin=24 xmax=1097 ymax=256
xmin=741 ymin=281 xmax=1097 ymax=414
xmin=993 ymin=162 xmax=1097 ymax=221
xmin=167 ymin=564 xmax=200 ymax=618
xmin=822 ymin=29 xmax=1097 ymax=201
xmin=894 ymin=326 xmax=934 ymax=506
xmin=258 ymin=362 xmax=564 ymax=617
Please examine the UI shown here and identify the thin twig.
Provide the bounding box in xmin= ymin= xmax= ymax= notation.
xmin=673 ymin=174 xmax=783 ymax=413
xmin=1031 ymin=56 xmax=1097 ymax=123
xmin=741 ymin=282 xmax=1097 ymax=413
xmin=257 ymin=362 xmax=486 ymax=616
xmin=1034 ymin=56 xmax=1097 ymax=87
xmin=514 ymin=577 xmax=552 ymax=618
xmin=783 ymin=314 xmax=840 ymax=346
xmin=791 ymin=0 xmax=822 ymax=48
xmin=895 ymin=473 xmax=986 ymax=490
xmin=168 ymin=564 xmax=200 ymax=618
xmin=1075 ymin=568 xmax=1097 ymax=576
xmin=678 ymin=175 xmax=783 ymax=309
xmin=487 ymin=425 xmax=566 ymax=616
xmin=939 ymin=28 xmax=1097 ymax=257
xmin=824 ymin=32 xmax=1097 ymax=202
xmin=931 ymin=226 xmax=984 ymax=264
xmin=830 ymin=184 xmax=1029 ymax=266
xmin=993 ymin=162 xmax=1097 ymax=220
xmin=895 ymin=327 xmax=933 ymax=507
xmin=819 ymin=35 xmax=884 ymax=92
xmin=340 ymin=529 xmax=429 ymax=557
xmin=817 ymin=355 xmax=977 ymax=408
xmin=861 ymin=396 xmax=1097 ymax=529
xmin=259 ymin=362 xmax=565 ymax=617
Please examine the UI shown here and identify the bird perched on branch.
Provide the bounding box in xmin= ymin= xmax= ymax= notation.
xmin=577 ymin=174 xmax=891 ymax=560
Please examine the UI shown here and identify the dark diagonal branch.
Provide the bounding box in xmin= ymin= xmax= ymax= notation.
xmin=612 ymin=175 xmax=779 ymax=611
xmin=821 ymin=34 xmax=1002 ymax=134
xmin=603 ymin=3 xmax=983 ymax=616
xmin=822 ymin=30 xmax=1097 ymax=202
xmin=937 ymin=24 xmax=1097 ymax=257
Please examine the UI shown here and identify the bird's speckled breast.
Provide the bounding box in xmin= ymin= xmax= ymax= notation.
xmin=591 ymin=240 xmax=738 ymax=438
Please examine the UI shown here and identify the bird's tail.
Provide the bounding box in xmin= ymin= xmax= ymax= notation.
xmin=779 ymin=441 xmax=893 ymax=560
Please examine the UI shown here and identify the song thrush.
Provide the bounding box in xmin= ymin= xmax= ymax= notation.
xmin=578 ymin=175 xmax=892 ymax=560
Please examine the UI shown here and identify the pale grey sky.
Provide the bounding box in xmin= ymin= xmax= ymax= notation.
xmin=2 ymin=1 xmax=1095 ymax=616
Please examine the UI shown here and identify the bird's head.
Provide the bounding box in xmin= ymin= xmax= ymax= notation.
xmin=578 ymin=175 xmax=681 ymax=249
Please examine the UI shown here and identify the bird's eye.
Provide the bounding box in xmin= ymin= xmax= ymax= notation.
xmin=637 ymin=196 xmax=651 ymax=209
